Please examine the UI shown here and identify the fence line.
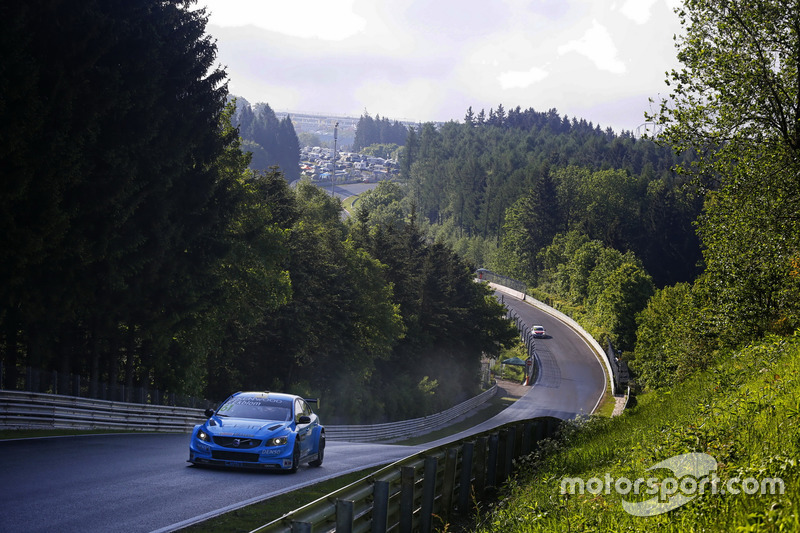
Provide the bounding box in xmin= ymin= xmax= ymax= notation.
xmin=0 ymin=363 xmax=210 ymax=409
xmin=252 ymin=416 xmax=562 ymax=533
xmin=0 ymin=385 xmax=499 ymax=441
xmin=0 ymin=390 xmax=207 ymax=432
xmin=605 ymin=339 xmax=631 ymax=392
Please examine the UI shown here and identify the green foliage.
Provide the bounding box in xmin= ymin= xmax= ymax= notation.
xmin=533 ymin=231 xmax=653 ymax=351
xmin=351 ymin=201 xmax=519 ymax=421
xmin=594 ymin=262 xmax=655 ymax=352
xmin=297 ymin=132 xmax=322 ymax=148
xmin=405 ymin=111 xmax=702 ymax=287
xmin=233 ymin=99 xmax=301 ymax=180
xmin=0 ymin=0 xmax=236 ymax=396
xmin=353 ymin=112 xmax=407 ymax=151
xmin=360 ymin=143 xmax=401 ymax=160
xmin=493 ymin=342 xmax=528 ymax=383
xmin=632 ymin=281 xmax=721 ymax=389
xmin=474 ymin=332 xmax=800 ymax=532
xmin=351 ymin=180 xmax=407 ymax=230
xmin=648 ymin=0 xmax=800 ymax=344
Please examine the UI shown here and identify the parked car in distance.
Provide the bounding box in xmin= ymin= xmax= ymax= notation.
xmin=532 ymin=325 xmax=546 ymax=338
xmin=189 ymin=391 xmax=325 ymax=473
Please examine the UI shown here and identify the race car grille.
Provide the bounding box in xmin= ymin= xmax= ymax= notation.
xmin=211 ymin=450 xmax=260 ymax=462
xmin=213 ymin=437 xmax=261 ymax=449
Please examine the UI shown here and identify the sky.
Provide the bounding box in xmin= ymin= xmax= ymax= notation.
xmin=199 ymin=0 xmax=684 ymax=134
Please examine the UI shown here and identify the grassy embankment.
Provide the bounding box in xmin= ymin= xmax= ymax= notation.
xmin=470 ymin=333 xmax=800 ymax=532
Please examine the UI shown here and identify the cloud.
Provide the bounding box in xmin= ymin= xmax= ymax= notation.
xmin=498 ymin=66 xmax=549 ymax=89
xmin=618 ymin=0 xmax=659 ymax=24
xmin=557 ymin=20 xmax=626 ymax=74
xmin=203 ymin=0 xmax=366 ymax=41
xmin=354 ymin=78 xmax=447 ymax=121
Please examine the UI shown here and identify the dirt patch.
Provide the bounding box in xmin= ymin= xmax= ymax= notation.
xmin=495 ymin=378 xmax=530 ymax=400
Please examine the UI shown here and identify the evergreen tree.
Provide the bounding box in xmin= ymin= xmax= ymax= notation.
xmin=1 ymin=0 xmax=233 ymax=395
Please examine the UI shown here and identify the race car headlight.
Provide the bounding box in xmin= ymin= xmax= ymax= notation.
xmin=196 ymin=430 xmax=211 ymax=442
xmin=266 ymin=436 xmax=288 ymax=447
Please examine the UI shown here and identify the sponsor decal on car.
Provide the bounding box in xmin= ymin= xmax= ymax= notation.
xmin=261 ymin=448 xmax=283 ymax=455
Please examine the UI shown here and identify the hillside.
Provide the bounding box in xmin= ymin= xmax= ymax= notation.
xmin=472 ymin=333 xmax=800 ymax=532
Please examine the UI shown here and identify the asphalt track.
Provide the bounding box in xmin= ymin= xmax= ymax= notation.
xmin=0 ymin=286 xmax=606 ymax=533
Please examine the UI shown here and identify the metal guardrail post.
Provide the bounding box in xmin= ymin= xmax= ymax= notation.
xmin=522 ymin=421 xmax=533 ymax=455
xmin=336 ymin=499 xmax=354 ymax=532
xmin=474 ymin=436 xmax=488 ymax=496
xmin=290 ymin=521 xmax=311 ymax=533
xmin=400 ymin=466 xmax=415 ymax=533
xmin=441 ymin=447 xmax=458 ymax=520
xmin=458 ymin=441 xmax=474 ymax=514
xmin=372 ymin=480 xmax=389 ymax=533
xmin=497 ymin=429 xmax=507 ymax=484
xmin=534 ymin=418 xmax=545 ymax=441
xmin=487 ymin=433 xmax=499 ymax=489
xmin=501 ymin=428 xmax=513 ymax=480
xmin=420 ymin=456 xmax=438 ymax=533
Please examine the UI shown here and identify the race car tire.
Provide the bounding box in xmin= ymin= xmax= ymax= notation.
xmin=289 ymin=442 xmax=300 ymax=474
xmin=309 ymin=433 xmax=325 ymax=467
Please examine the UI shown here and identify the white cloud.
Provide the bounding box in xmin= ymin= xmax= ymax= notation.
xmin=353 ymin=78 xmax=446 ymax=121
xmin=202 ymin=0 xmax=366 ymax=41
xmin=498 ymin=66 xmax=549 ymax=89
xmin=618 ymin=0 xmax=658 ymax=24
xmin=558 ymin=20 xmax=626 ymax=74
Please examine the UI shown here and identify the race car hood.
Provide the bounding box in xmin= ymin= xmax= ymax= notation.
xmin=205 ymin=417 xmax=291 ymax=438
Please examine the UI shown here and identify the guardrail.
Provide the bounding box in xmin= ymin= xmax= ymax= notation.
xmin=253 ymin=416 xmax=562 ymax=533
xmin=0 ymin=385 xmax=499 ymax=441
xmin=0 ymin=390 xmax=205 ymax=432
xmin=325 ymin=385 xmax=498 ymax=442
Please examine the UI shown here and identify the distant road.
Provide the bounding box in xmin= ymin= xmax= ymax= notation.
xmin=424 ymin=286 xmax=608 ymax=447
xmin=326 ymin=181 xmax=378 ymax=200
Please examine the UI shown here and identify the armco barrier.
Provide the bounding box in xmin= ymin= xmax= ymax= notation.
xmin=0 ymin=385 xmax=498 ymax=440
xmin=324 ymin=385 xmax=497 ymax=442
xmin=0 ymin=390 xmax=205 ymax=432
xmin=252 ymin=416 xmax=562 ymax=533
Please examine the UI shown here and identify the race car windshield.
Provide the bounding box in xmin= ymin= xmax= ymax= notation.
xmin=216 ymin=398 xmax=293 ymax=421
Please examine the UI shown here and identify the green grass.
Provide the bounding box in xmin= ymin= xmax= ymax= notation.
xmin=470 ymin=332 xmax=800 ymax=532
xmin=592 ymin=381 xmax=617 ymax=418
xmin=342 ymin=194 xmax=358 ymax=214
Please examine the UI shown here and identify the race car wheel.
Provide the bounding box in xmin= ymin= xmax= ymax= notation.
xmin=309 ymin=433 xmax=325 ymax=467
xmin=289 ymin=442 xmax=300 ymax=474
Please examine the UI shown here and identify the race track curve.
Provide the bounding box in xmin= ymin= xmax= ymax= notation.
xmin=0 ymin=286 xmax=607 ymax=533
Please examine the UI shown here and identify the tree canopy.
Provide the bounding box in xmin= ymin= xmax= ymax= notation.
xmin=403 ymin=109 xmax=703 ymax=288
xmin=353 ymin=112 xmax=409 ymax=151
xmin=233 ymin=98 xmax=301 ymax=180
xmin=647 ymin=0 xmax=800 ymax=340
xmin=631 ymin=0 xmax=800 ymax=387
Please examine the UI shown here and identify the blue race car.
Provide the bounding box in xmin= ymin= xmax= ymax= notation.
xmin=188 ymin=391 xmax=325 ymax=472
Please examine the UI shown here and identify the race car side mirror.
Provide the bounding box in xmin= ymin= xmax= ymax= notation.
xmin=204 ymin=408 xmax=215 ymax=418
xmin=298 ymin=415 xmax=311 ymax=424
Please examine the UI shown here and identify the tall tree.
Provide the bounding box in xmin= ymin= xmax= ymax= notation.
xmin=648 ymin=0 xmax=800 ymax=337
xmin=0 ymin=0 xmax=232 ymax=394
